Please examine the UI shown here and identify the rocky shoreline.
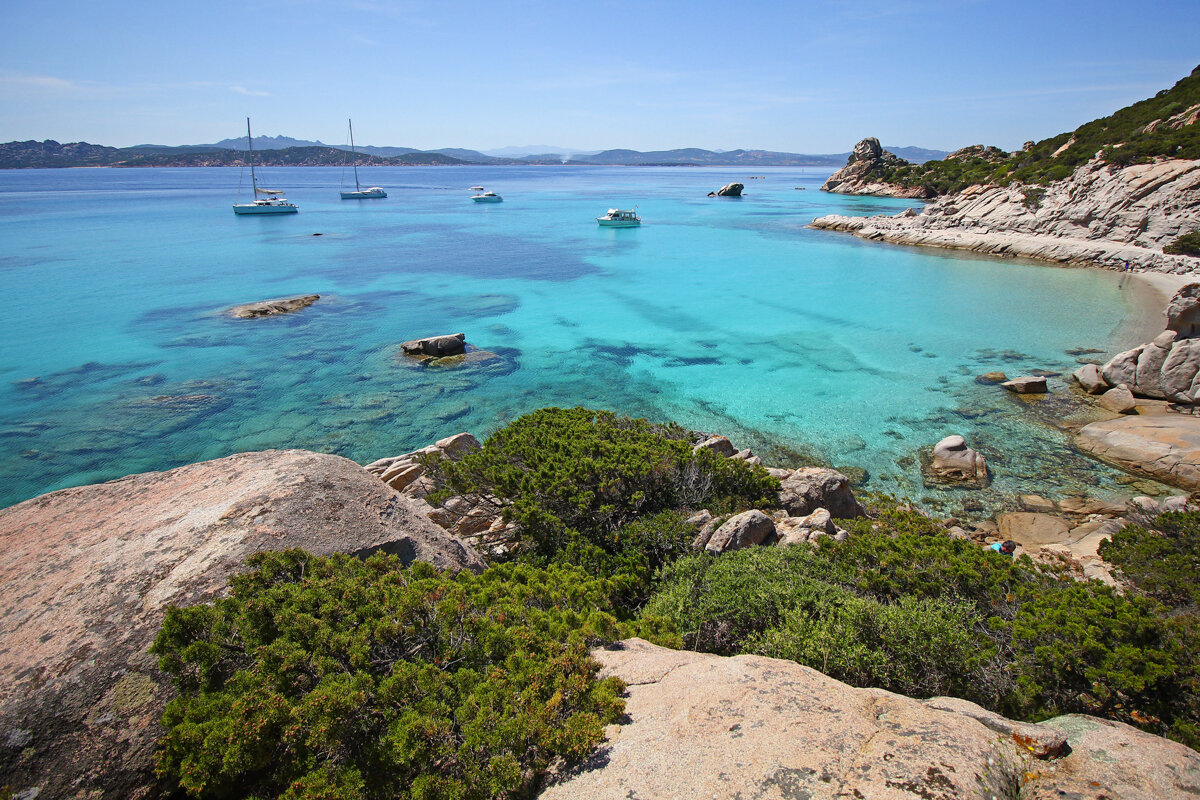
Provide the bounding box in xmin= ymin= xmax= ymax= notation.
xmin=811 ymin=156 xmax=1200 ymax=277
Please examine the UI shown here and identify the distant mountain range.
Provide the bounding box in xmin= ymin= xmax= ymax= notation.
xmin=0 ymin=137 xmax=949 ymax=169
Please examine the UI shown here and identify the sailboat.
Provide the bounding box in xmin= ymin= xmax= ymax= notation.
xmin=339 ymin=119 xmax=387 ymax=199
xmin=232 ymin=118 xmax=298 ymax=215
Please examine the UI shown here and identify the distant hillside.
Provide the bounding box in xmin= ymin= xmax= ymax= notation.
xmin=865 ymin=64 xmax=1200 ymax=195
xmin=0 ymin=141 xmax=467 ymax=169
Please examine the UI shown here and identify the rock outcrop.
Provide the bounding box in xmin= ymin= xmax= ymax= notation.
xmin=227 ymin=293 xmax=320 ymax=318
xmin=401 ymin=332 xmax=467 ymax=358
xmin=704 ymin=509 xmax=776 ymax=553
xmin=778 ymin=467 xmax=865 ymax=519
xmin=539 ymin=639 xmax=1200 ymax=800
xmin=820 ymin=137 xmax=932 ymax=198
xmin=708 ymin=182 xmax=744 ymax=197
xmin=0 ymin=450 xmax=483 ymax=800
xmin=927 ymin=434 xmax=989 ymax=485
xmin=1076 ymin=414 xmax=1200 ymax=488
xmin=812 ymin=157 xmax=1200 ymax=274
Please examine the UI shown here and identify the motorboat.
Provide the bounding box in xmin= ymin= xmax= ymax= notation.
xmin=233 ymin=118 xmax=298 ymax=215
xmin=339 ymin=119 xmax=387 ymax=199
xmin=469 ymin=185 xmax=485 ymax=191
xmin=596 ymin=208 xmax=640 ymax=227
xmin=472 ymin=190 xmax=503 ymax=203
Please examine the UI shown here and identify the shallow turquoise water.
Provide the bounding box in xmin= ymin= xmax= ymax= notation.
xmin=0 ymin=166 xmax=1149 ymax=511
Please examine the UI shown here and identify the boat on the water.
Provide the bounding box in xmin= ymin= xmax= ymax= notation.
xmin=339 ymin=119 xmax=386 ymax=199
xmin=233 ymin=118 xmax=298 ymax=215
xmin=596 ymin=208 xmax=640 ymax=227
xmin=472 ymin=190 xmax=503 ymax=203
xmin=469 ymin=185 xmax=485 ymax=191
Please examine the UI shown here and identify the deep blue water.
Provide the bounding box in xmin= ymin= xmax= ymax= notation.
xmin=0 ymin=165 xmax=1154 ymax=512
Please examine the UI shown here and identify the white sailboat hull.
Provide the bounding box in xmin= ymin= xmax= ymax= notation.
xmin=233 ymin=201 xmax=298 ymax=215
xmin=340 ymin=187 xmax=387 ymax=199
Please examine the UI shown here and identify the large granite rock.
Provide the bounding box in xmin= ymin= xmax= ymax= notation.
xmin=712 ymin=182 xmax=744 ymax=197
xmin=1076 ymin=414 xmax=1200 ymax=488
xmin=704 ymin=509 xmax=776 ymax=553
xmin=778 ymin=467 xmax=864 ymax=519
xmin=1166 ymin=281 xmax=1200 ymax=335
xmin=1104 ymin=328 xmax=1200 ymax=404
xmin=539 ymin=639 xmax=1200 ymax=800
xmin=0 ymin=450 xmax=483 ymax=800
xmin=401 ymin=332 xmax=467 ymax=357
xmin=812 ymin=157 xmax=1200 ymax=273
xmin=928 ymin=434 xmax=989 ymax=485
xmin=820 ymin=137 xmax=931 ymax=198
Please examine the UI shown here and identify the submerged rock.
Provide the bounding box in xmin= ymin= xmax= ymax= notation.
xmin=0 ymin=450 xmax=483 ymax=800
xmin=227 ymin=293 xmax=320 ymax=318
xmin=540 ymin=639 xmax=1200 ymax=800
xmin=927 ymin=434 xmax=989 ymax=486
xmin=1002 ymin=375 xmax=1048 ymax=394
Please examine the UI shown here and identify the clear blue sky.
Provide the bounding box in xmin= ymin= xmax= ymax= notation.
xmin=1 ymin=0 xmax=1197 ymax=153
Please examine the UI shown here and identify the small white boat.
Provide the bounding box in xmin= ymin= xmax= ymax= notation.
xmin=469 ymin=185 xmax=485 ymax=191
xmin=596 ymin=208 xmax=640 ymax=227
xmin=233 ymin=118 xmax=298 ymax=215
xmin=339 ymin=119 xmax=387 ymax=199
xmin=472 ymin=190 xmax=503 ymax=203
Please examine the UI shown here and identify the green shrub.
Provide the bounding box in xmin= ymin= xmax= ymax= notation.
xmin=427 ymin=407 xmax=779 ymax=565
xmin=1164 ymin=231 xmax=1200 ymax=257
xmin=152 ymin=550 xmax=630 ymax=800
xmin=642 ymin=497 xmax=1196 ymax=744
xmin=1099 ymin=510 xmax=1200 ymax=609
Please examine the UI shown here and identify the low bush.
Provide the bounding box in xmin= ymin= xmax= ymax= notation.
xmin=152 ymin=550 xmax=632 ymax=800
xmin=1100 ymin=510 xmax=1200 ymax=609
xmin=1164 ymin=231 xmax=1200 ymax=257
xmin=642 ymin=498 xmax=1198 ymax=746
xmin=426 ymin=407 xmax=779 ymax=569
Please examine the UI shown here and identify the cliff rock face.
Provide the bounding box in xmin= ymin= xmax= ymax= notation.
xmin=539 ymin=639 xmax=1200 ymax=800
xmin=820 ymin=137 xmax=932 ymax=198
xmin=813 ymin=157 xmax=1200 ymax=273
xmin=0 ymin=450 xmax=483 ymax=800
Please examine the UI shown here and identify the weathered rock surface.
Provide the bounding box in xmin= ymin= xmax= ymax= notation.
xmin=1002 ymin=375 xmax=1048 ymax=393
xmin=227 ymin=293 xmax=320 ymax=318
xmin=812 ymin=157 xmax=1200 ymax=275
xmin=1104 ymin=327 xmax=1200 ymax=403
xmin=704 ymin=509 xmax=776 ymax=553
xmin=1076 ymin=414 xmax=1200 ymax=488
xmin=928 ymin=434 xmax=989 ymax=485
xmin=711 ymin=182 xmax=744 ymax=197
xmin=401 ymin=332 xmax=467 ymax=357
xmin=1098 ymin=383 xmax=1138 ymax=413
xmin=820 ymin=137 xmax=931 ymax=198
xmin=1074 ymin=362 xmax=1109 ymax=394
xmin=539 ymin=639 xmax=1200 ymax=800
xmin=0 ymin=450 xmax=483 ymax=800
xmin=692 ymin=434 xmax=737 ymax=457
xmin=996 ymin=512 xmax=1071 ymax=548
xmin=778 ymin=467 xmax=864 ymax=519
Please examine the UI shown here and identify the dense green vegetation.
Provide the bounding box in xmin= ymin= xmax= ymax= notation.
xmin=152 ymin=411 xmax=1200 ymax=800
xmin=424 ymin=407 xmax=778 ymax=583
xmin=152 ymin=551 xmax=637 ymax=800
xmin=642 ymin=497 xmax=1200 ymax=747
xmin=1165 ymin=231 xmax=1200 ymax=257
xmin=870 ymin=65 xmax=1200 ymax=195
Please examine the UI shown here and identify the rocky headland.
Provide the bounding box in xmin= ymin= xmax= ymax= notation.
xmin=820 ymin=137 xmax=934 ymax=198
xmin=813 ymin=155 xmax=1200 ymax=274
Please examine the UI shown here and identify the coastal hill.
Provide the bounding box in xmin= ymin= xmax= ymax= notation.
xmin=822 ymin=64 xmax=1200 ymax=198
xmin=0 ymin=139 xmax=947 ymax=169
xmin=814 ymin=64 xmax=1200 ymax=274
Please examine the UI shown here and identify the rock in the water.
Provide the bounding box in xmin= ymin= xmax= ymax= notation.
xmin=1077 ymin=414 xmax=1200 ymax=488
xmin=928 ymin=434 xmax=989 ymax=485
xmin=713 ymin=182 xmax=743 ymax=197
xmin=1098 ymin=383 xmax=1138 ymax=413
xmin=779 ymin=467 xmax=864 ymax=519
xmin=1001 ymin=375 xmax=1048 ymax=393
xmin=227 ymin=294 xmax=320 ymax=319
xmin=539 ymin=639 xmax=1200 ymax=800
xmin=1074 ymin=362 xmax=1109 ymax=394
xmin=0 ymin=450 xmax=483 ymax=800
xmin=401 ymin=332 xmax=467 ymax=357
xmin=704 ymin=509 xmax=776 ymax=553
xmin=692 ymin=434 xmax=737 ymax=457
xmin=976 ymin=371 xmax=1009 ymax=385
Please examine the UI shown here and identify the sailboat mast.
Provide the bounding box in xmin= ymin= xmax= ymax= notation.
xmin=246 ymin=117 xmax=258 ymax=196
xmin=349 ymin=119 xmax=361 ymax=191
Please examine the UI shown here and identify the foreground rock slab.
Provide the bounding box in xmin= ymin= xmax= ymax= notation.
xmin=0 ymin=450 xmax=483 ymax=800
xmin=539 ymin=639 xmax=1200 ymax=800
xmin=1076 ymin=414 xmax=1200 ymax=488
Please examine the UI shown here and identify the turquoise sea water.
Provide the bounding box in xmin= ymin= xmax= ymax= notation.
xmin=0 ymin=165 xmax=1155 ymax=512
